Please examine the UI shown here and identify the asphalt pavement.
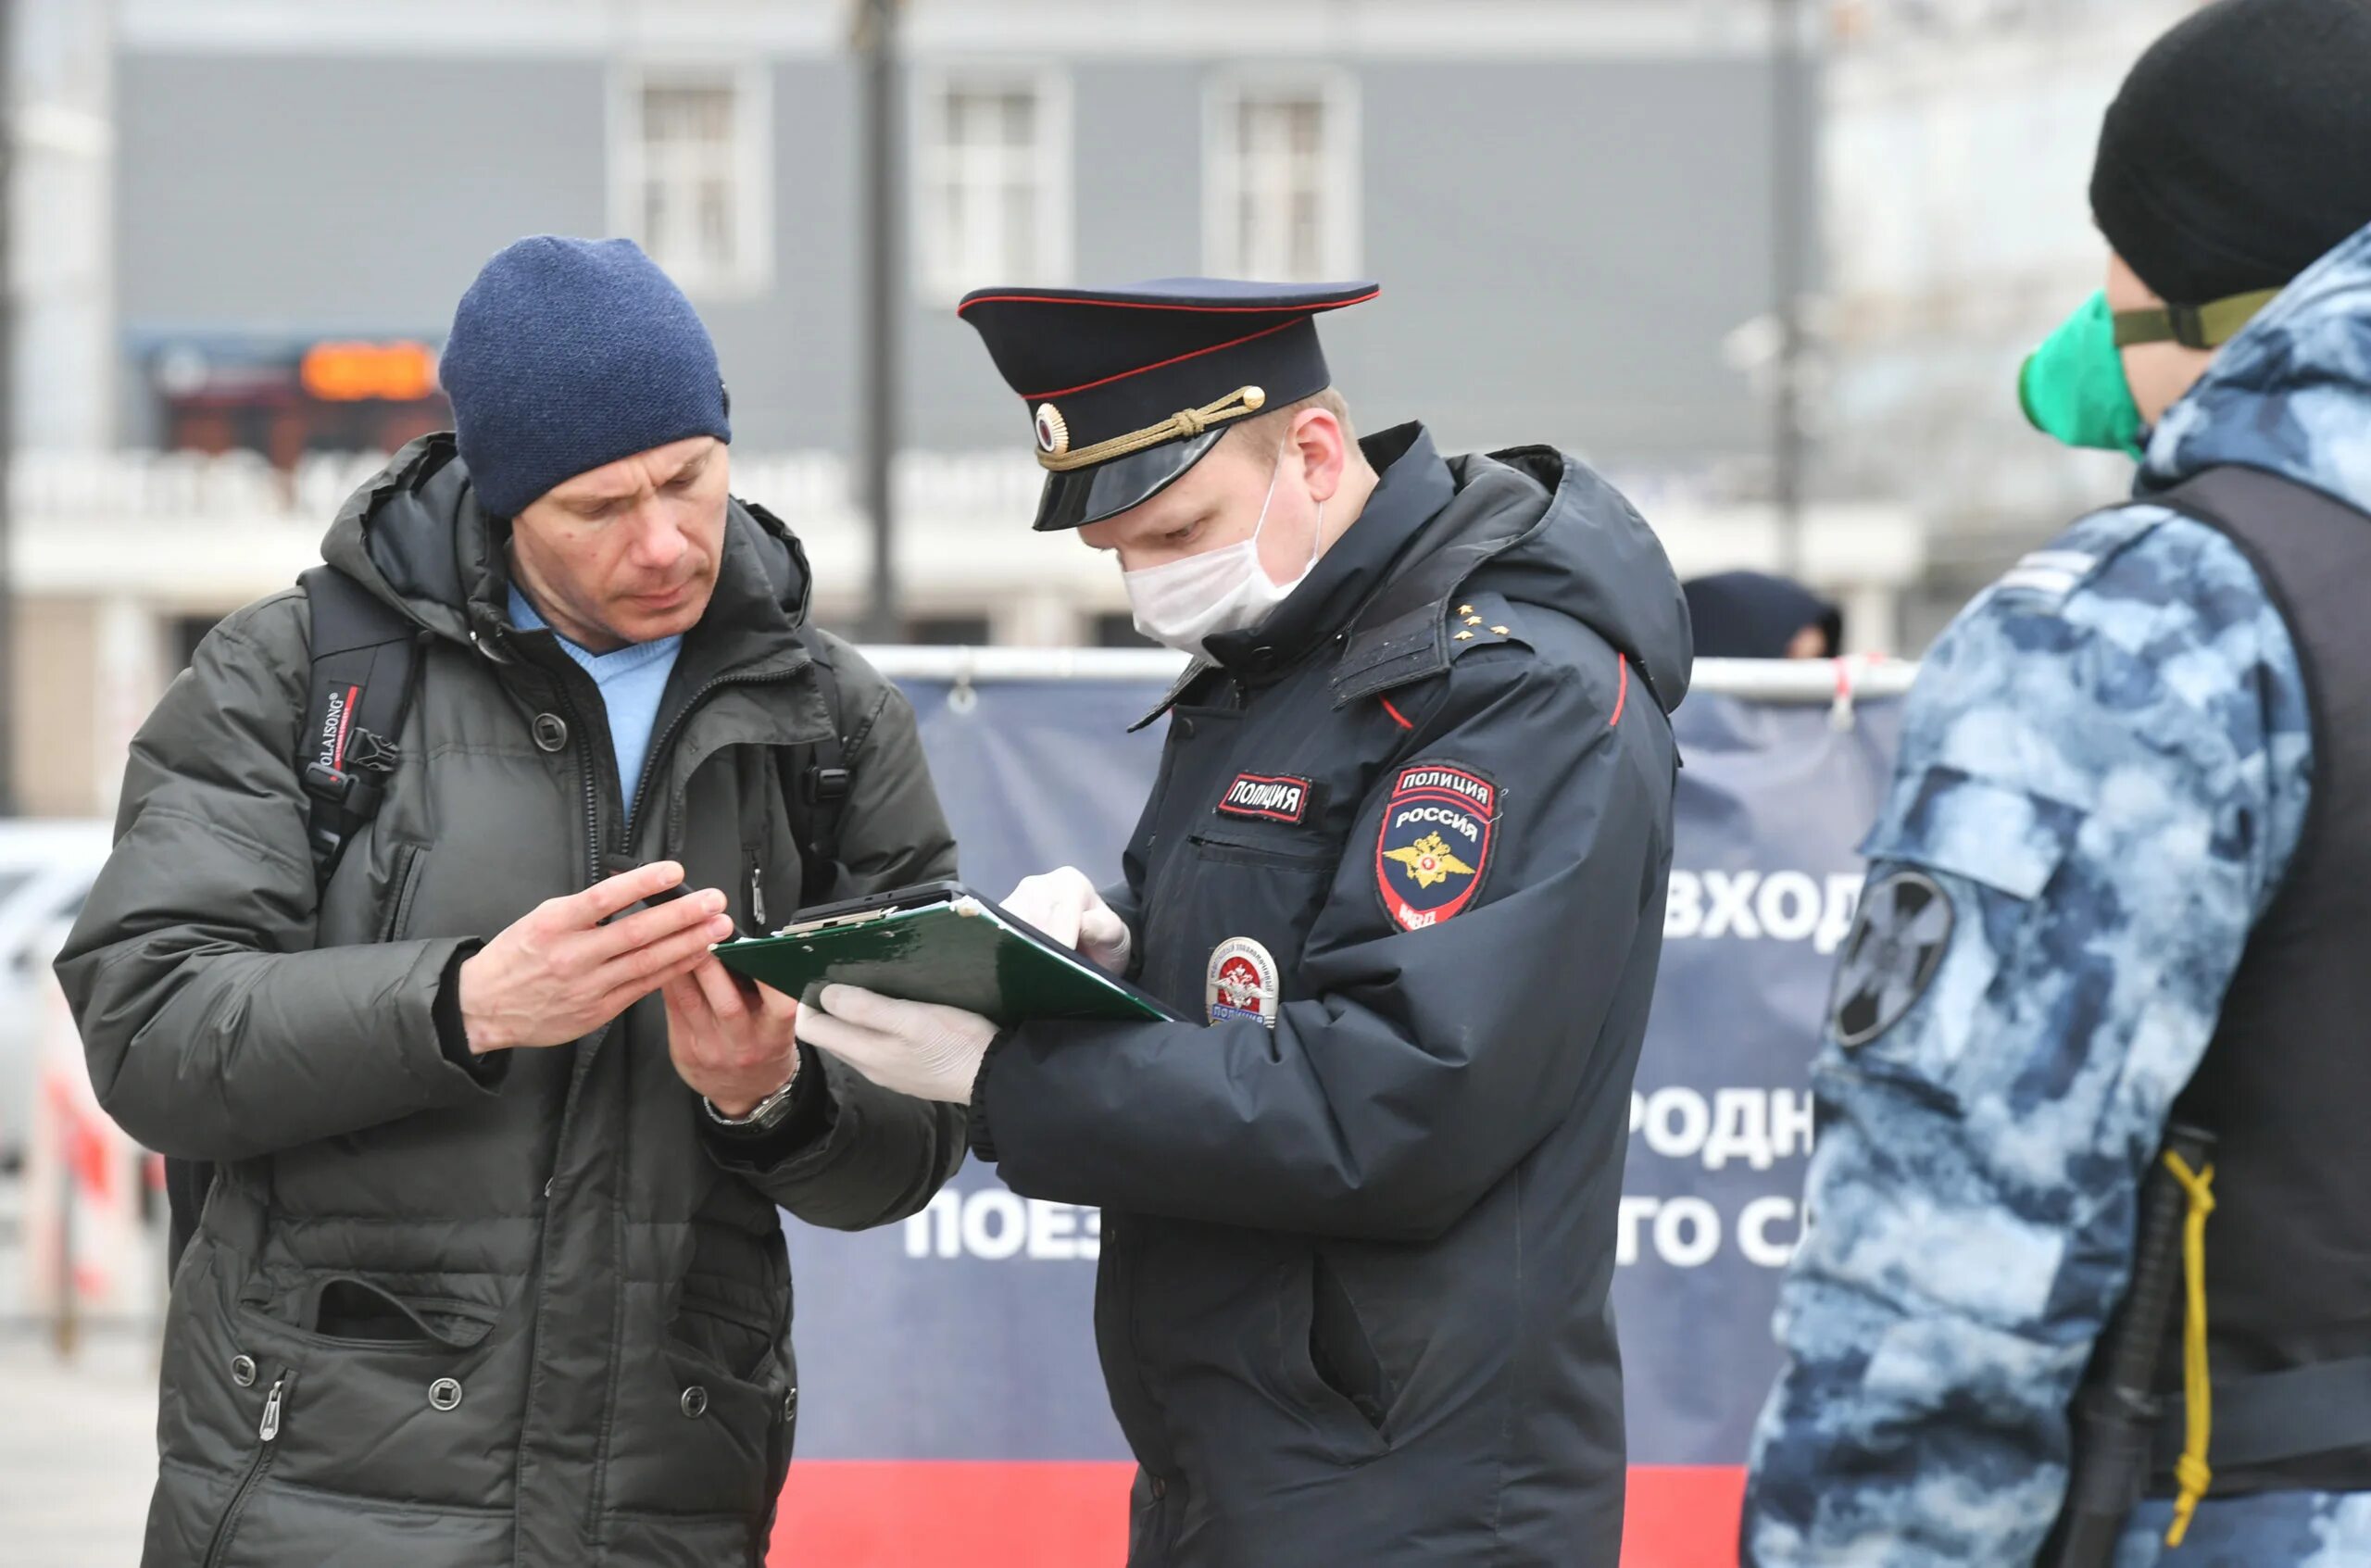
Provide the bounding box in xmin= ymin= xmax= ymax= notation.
xmin=0 ymin=1326 xmax=158 ymax=1566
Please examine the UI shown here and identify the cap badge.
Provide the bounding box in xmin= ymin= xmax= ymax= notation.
xmin=1034 ymin=402 xmax=1070 ymax=458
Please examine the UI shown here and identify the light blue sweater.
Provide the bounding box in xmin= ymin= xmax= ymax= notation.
xmin=508 ymin=583 xmax=683 ymax=818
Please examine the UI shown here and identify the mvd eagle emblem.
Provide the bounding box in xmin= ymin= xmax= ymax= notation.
xmin=1384 ymin=834 xmax=1474 ymax=889
xmin=1375 ymin=762 xmax=1496 ymax=931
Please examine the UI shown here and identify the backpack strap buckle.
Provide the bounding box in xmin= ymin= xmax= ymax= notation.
xmin=805 ymin=763 xmax=853 ymax=804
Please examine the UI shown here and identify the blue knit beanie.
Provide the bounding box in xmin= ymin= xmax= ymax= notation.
xmin=440 ymin=236 xmax=731 ymax=519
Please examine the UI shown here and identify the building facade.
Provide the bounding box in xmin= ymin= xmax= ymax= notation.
xmin=13 ymin=0 xmax=1928 ymax=816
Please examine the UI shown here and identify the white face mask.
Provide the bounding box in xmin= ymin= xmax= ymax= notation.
xmin=1122 ymin=449 xmax=1322 ymax=659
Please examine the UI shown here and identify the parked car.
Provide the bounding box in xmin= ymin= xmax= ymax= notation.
xmin=0 ymin=822 xmax=115 ymax=1170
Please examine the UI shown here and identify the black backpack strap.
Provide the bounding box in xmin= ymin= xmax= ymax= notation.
xmin=167 ymin=567 xmax=421 ymax=1281
xmin=785 ymin=626 xmax=855 ymax=909
xmin=296 ymin=564 xmax=421 ymax=886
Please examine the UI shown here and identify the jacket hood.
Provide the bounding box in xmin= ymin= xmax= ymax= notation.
xmin=319 ymin=433 xmax=816 ymax=651
xmin=1460 ymin=445 xmax=1693 ymax=714
xmin=2141 ymin=217 xmax=2371 ymax=515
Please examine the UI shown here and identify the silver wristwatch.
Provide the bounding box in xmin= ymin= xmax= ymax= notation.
xmin=702 ymin=1057 xmax=803 ymax=1133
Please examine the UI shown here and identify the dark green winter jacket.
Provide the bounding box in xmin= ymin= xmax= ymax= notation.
xmin=56 ymin=433 xmax=965 ymax=1567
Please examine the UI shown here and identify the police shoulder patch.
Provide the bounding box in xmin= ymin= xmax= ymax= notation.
xmin=1828 ymin=869 xmax=1954 ymax=1047
xmin=1376 ymin=761 xmax=1497 ymax=932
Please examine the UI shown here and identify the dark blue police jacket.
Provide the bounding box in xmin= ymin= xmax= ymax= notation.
xmin=971 ymin=423 xmax=1693 ymax=1567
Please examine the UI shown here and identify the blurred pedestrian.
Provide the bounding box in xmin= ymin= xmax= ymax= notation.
xmin=1744 ymin=1 xmax=2371 ymax=1562
xmin=56 ymin=236 xmax=965 ymax=1567
xmin=796 ymin=277 xmax=1691 ymax=1565
xmin=1681 ymin=570 xmax=1841 ymax=659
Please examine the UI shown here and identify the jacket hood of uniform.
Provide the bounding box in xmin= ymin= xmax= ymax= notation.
xmin=2142 ymin=217 xmax=2371 ymax=516
xmin=1461 ymin=445 xmax=1694 ymax=714
xmin=318 ymin=432 xmax=817 ymax=651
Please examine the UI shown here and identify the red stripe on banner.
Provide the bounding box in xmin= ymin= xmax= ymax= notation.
xmin=772 ymin=1461 xmax=1129 ymax=1566
xmin=767 ymin=1462 xmax=1745 ymax=1566
xmin=1622 ymin=1465 xmax=1749 ymax=1566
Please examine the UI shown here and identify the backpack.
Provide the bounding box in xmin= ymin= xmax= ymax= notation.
xmin=164 ymin=566 xmax=854 ymax=1273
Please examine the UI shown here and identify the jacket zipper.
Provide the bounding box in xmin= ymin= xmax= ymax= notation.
xmin=554 ymin=680 xmax=604 ymax=889
xmin=622 ymin=666 xmax=802 ymax=854
xmin=202 ymin=1370 xmax=288 ymax=1568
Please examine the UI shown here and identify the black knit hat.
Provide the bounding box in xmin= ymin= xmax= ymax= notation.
xmin=2091 ymin=0 xmax=2371 ymax=307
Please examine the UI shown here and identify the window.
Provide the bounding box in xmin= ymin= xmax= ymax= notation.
xmin=914 ymin=69 xmax=1071 ymax=302
xmin=1205 ymin=77 xmax=1360 ymax=282
xmin=903 ymin=614 xmax=994 ymax=646
xmin=610 ymin=64 xmax=772 ymax=295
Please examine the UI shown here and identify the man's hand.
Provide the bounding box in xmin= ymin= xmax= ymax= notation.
xmin=795 ymin=985 xmax=998 ymax=1104
xmin=663 ymin=960 xmax=802 ymax=1116
xmin=458 ymin=861 xmax=734 ymax=1055
xmin=1002 ymin=867 xmax=1132 ymax=973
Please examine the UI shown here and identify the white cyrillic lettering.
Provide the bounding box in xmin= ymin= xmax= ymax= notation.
xmin=1738 ymin=1196 xmax=1801 ymax=1268
xmin=1757 ymin=872 xmax=1820 ymax=943
xmin=1026 ymin=1199 xmax=1080 ymax=1261
xmin=1705 ymin=1090 xmax=1775 ymax=1171
xmin=1628 ymin=1093 xmax=1647 ymax=1135
xmin=1643 ymin=1087 xmax=1711 ymax=1160
xmin=961 ymin=1190 xmax=1028 ymax=1261
xmin=1079 ymin=1208 xmax=1102 ymax=1261
xmin=1773 ymin=1089 xmax=1817 ymax=1158
xmin=1654 ymin=1197 xmax=1722 ymax=1268
xmin=905 ymin=1188 xmax=962 ymax=1260
xmin=1701 ymin=870 xmax=1762 ymax=939
xmin=1817 ymin=873 xmax=1865 ymax=955
xmin=1664 ymin=871 xmax=1700 ymax=939
xmin=1616 ymin=1196 xmax=1658 ymax=1266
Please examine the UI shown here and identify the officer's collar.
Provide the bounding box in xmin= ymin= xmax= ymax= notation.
xmin=1200 ymin=422 xmax=1453 ymax=678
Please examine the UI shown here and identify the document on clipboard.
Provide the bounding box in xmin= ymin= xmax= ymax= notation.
xmin=709 ymin=880 xmax=1179 ymax=1027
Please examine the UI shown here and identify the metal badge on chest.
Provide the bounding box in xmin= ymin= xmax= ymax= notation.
xmin=1207 ymin=936 xmax=1282 ymax=1029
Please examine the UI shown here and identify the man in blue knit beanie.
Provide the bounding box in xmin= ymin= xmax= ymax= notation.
xmin=61 ymin=233 xmax=965 ymax=1566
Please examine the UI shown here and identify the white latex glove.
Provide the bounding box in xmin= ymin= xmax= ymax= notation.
xmin=1002 ymin=866 xmax=1133 ymax=974
xmin=793 ymin=985 xmax=999 ymax=1103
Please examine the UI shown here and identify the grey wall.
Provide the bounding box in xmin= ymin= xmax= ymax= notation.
xmin=1347 ymin=58 xmax=1788 ymax=465
xmin=118 ymin=54 xmax=607 ymax=330
xmin=118 ymin=47 xmax=1798 ymax=476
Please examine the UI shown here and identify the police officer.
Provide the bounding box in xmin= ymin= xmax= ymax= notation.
xmin=794 ymin=279 xmax=1691 ymax=1564
xmin=1744 ymin=2 xmax=2371 ymax=1563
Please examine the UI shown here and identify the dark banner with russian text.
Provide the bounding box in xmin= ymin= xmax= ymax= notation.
xmin=773 ymin=677 xmax=1902 ymax=1566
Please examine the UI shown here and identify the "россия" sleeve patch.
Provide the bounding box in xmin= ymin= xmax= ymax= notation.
xmin=1375 ymin=761 xmax=1497 ymax=931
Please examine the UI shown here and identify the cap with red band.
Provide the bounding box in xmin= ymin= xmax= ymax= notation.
xmin=957 ymin=276 xmax=1379 ymax=532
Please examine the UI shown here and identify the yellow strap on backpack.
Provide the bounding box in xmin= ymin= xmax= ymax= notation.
xmin=2161 ymin=1151 xmax=2216 ymax=1547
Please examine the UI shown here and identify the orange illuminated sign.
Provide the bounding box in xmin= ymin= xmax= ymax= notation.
xmin=300 ymin=341 xmax=440 ymax=402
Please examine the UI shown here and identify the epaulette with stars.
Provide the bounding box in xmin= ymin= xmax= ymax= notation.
xmin=1448 ymin=592 xmax=1526 ymax=656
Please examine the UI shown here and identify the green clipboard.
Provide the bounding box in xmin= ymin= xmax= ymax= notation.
xmin=710 ymin=881 xmax=1179 ymax=1027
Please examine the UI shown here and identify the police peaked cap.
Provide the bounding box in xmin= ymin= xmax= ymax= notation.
xmin=957 ymin=277 xmax=1379 ymax=532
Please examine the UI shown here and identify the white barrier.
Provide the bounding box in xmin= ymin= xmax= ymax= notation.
xmin=859 ymin=646 xmax=1919 ymax=708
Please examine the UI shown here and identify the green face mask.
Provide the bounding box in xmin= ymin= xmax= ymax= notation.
xmin=2018 ymin=291 xmax=2145 ymax=458
xmin=2017 ymin=284 xmax=2282 ymax=459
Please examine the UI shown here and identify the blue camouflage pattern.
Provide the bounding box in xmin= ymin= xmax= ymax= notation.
xmin=1742 ymin=218 xmax=2371 ymax=1565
